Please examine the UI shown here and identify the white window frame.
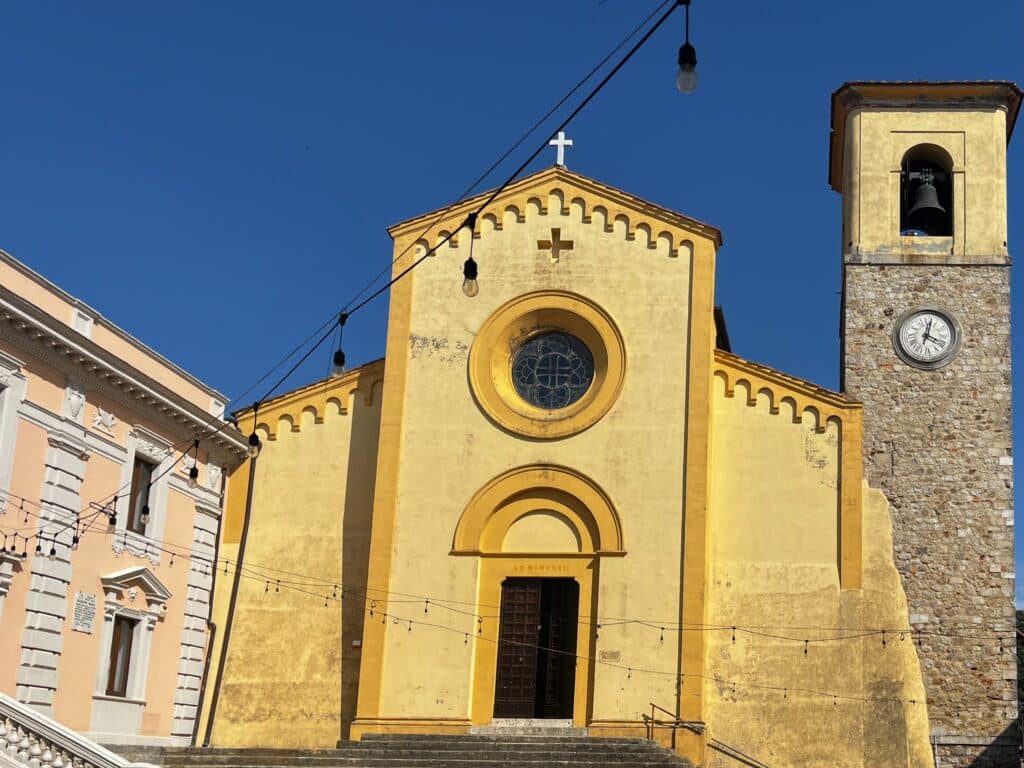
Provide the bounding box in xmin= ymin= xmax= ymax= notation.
xmin=112 ymin=427 xmax=173 ymax=564
xmin=0 ymin=349 xmax=27 ymax=515
xmin=93 ymin=567 xmax=171 ymax=704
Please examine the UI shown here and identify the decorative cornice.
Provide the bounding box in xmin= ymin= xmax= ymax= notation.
xmin=0 ymin=285 xmax=246 ymax=465
xmin=828 ymin=80 xmax=1022 ymax=191
xmin=131 ymin=426 xmax=172 ymax=463
xmin=0 ymin=248 xmax=229 ymax=402
xmin=234 ymin=358 xmax=385 ymax=438
xmin=387 ymin=166 xmax=723 ymax=250
xmin=714 ymin=349 xmax=861 ymax=428
xmin=101 ymin=565 xmax=172 ymax=603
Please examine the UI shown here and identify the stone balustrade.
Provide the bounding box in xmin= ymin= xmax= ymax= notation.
xmin=0 ymin=692 xmax=148 ymax=768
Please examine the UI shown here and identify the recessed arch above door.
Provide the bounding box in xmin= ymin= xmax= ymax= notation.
xmin=451 ymin=464 xmax=625 ymax=557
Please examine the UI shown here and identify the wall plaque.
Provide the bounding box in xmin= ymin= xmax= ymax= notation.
xmin=71 ymin=592 xmax=97 ymax=634
xmin=599 ymin=650 xmax=621 ymax=662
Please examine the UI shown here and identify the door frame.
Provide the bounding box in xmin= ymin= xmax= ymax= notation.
xmin=472 ymin=556 xmax=597 ymax=727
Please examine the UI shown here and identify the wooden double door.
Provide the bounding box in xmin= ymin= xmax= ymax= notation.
xmin=493 ymin=578 xmax=579 ymax=719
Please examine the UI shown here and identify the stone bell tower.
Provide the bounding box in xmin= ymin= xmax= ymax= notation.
xmin=833 ymin=82 xmax=1021 ymax=767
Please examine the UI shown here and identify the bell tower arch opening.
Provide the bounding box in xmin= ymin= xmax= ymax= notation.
xmin=899 ymin=143 xmax=953 ymax=236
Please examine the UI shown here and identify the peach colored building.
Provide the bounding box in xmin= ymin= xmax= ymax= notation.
xmin=0 ymin=249 xmax=246 ymax=745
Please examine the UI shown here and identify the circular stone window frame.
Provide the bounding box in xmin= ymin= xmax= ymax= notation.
xmin=469 ymin=291 xmax=626 ymax=440
xmin=891 ymin=305 xmax=963 ymax=371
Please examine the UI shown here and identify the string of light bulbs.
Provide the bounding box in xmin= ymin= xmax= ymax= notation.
xmin=1 ymin=481 xmax=1015 ymax=648
xmin=211 ymin=564 xmax=934 ymax=709
xmin=234 ymin=568 xmax=1021 ymax=718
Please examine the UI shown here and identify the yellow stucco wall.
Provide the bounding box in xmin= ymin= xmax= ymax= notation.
xmin=706 ymin=365 xmax=932 ymax=767
xmin=353 ymin=167 xmax=720 ymax=739
xmin=199 ymin=362 xmax=383 ymax=747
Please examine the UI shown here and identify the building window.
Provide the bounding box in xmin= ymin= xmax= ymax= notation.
xmin=512 ymin=332 xmax=595 ymax=409
xmin=900 ymin=144 xmax=953 ymax=237
xmin=127 ymin=457 xmax=155 ymax=534
xmin=106 ymin=615 xmax=137 ymax=697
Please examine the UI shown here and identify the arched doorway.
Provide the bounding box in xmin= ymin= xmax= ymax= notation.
xmin=451 ymin=465 xmax=625 ymax=726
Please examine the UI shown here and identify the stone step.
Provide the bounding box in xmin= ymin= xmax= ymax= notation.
xmin=120 ymin=737 xmax=691 ymax=768
xmin=156 ymin=756 xmax=679 ymax=766
xmin=158 ymin=743 xmax=666 ymax=758
xmin=159 ymin=763 xmax=681 ymax=768
xmin=158 ymin=752 xmax=670 ymax=763
xmin=159 ymin=761 xmax=679 ymax=765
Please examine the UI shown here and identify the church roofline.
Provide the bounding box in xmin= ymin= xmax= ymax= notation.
xmin=386 ymin=165 xmax=723 ymax=248
xmin=232 ymin=357 xmax=385 ymax=421
xmin=828 ymin=80 xmax=1022 ymax=192
xmin=714 ymin=348 xmax=860 ymax=411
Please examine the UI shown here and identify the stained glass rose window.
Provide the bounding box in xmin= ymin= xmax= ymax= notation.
xmin=511 ymin=332 xmax=595 ymax=409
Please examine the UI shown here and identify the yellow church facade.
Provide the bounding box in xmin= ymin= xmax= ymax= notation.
xmin=197 ymin=165 xmax=932 ymax=765
xmin=197 ymin=82 xmax=1022 ymax=767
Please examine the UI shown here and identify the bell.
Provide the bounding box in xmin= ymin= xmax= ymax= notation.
xmin=907 ymin=181 xmax=945 ymax=220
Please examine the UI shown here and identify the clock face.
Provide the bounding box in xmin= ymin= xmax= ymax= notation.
xmin=894 ymin=308 xmax=960 ymax=368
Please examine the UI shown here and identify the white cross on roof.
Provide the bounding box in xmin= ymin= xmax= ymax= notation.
xmin=549 ymin=131 xmax=573 ymax=167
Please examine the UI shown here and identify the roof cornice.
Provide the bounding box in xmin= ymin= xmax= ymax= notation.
xmin=0 ymin=249 xmax=229 ymax=401
xmin=387 ymin=166 xmax=722 ymax=248
xmin=0 ymin=284 xmax=247 ymax=463
xmin=232 ymin=358 xmax=385 ymax=428
xmin=828 ymin=80 xmax=1022 ymax=191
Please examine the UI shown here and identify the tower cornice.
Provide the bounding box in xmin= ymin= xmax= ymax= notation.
xmin=829 ymin=81 xmax=1022 ymax=191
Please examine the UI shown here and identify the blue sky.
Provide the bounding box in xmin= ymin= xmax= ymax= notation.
xmin=2 ymin=2 xmax=1022 ymax=595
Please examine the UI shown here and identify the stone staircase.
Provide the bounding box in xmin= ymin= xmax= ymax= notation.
xmin=113 ymin=734 xmax=693 ymax=768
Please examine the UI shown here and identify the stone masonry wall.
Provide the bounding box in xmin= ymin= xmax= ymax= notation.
xmin=843 ymin=264 xmax=1018 ymax=767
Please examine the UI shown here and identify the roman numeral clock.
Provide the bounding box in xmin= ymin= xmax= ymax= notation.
xmin=892 ymin=307 xmax=962 ymax=369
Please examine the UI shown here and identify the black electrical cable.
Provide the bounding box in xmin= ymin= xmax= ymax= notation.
xmin=343 ymin=0 xmax=684 ymax=319
xmin=340 ymin=0 xmax=675 ymax=313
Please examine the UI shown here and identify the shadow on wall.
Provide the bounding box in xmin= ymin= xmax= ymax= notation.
xmin=934 ymin=722 xmax=1021 ymax=767
xmin=339 ymin=392 xmax=382 ymax=742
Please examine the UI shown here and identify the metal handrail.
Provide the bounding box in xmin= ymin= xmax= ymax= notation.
xmin=642 ymin=702 xmax=770 ymax=768
xmin=641 ymin=702 xmax=706 ymax=749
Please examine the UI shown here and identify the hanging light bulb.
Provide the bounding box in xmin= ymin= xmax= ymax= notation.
xmin=461 ymin=212 xmax=480 ymax=297
xmin=71 ymin=534 xmax=80 ymax=551
xmin=47 ymin=538 xmax=56 ymax=561
xmin=462 ymin=256 xmax=479 ymax=298
xmin=108 ymin=511 xmax=118 ymax=528
xmin=247 ymin=404 xmax=262 ymax=459
xmin=186 ymin=438 xmax=201 ymax=489
xmin=330 ymin=312 xmax=348 ymax=378
xmin=675 ymin=0 xmax=698 ymax=93
xmin=140 ymin=504 xmax=151 ymax=526
xmin=35 ymin=539 xmax=42 ymax=555
xmin=331 ymin=349 xmax=346 ymax=378
xmin=676 ymin=43 xmax=697 ymax=93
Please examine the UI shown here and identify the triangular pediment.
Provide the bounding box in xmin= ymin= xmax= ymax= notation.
xmin=387 ymin=165 xmax=721 ymax=250
xmin=101 ymin=566 xmax=172 ymax=602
